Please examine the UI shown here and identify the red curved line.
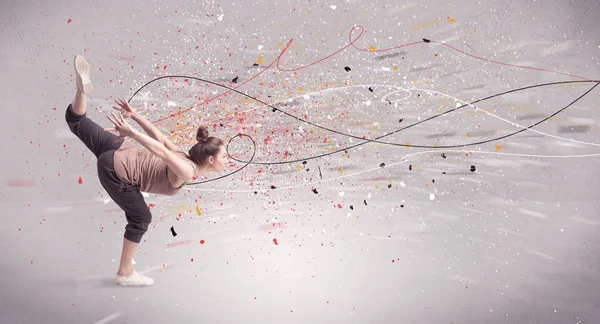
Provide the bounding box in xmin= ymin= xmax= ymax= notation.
xmin=151 ymin=25 xmax=594 ymax=125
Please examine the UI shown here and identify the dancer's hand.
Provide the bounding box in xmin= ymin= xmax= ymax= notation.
xmin=105 ymin=112 xmax=136 ymax=141
xmin=112 ymin=98 xmax=137 ymax=118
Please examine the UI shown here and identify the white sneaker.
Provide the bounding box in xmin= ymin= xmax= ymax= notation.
xmin=74 ymin=55 xmax=93 ymax=94
xmin=115 ymin=270 xmax=154 ymax=286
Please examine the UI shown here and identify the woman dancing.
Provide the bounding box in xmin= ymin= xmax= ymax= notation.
xmin=66 ymin=55 xmax=228 ymax=286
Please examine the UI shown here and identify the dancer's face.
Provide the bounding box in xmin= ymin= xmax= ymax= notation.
xmin=210 ymin=145 xmax=228 ymax=173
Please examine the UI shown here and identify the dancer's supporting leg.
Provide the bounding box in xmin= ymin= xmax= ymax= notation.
xmin=117 ymin=238 xmax=138 ymax=276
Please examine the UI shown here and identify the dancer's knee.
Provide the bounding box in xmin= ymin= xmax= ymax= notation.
xmin=123 ymin=212 xmax=152 ymax=244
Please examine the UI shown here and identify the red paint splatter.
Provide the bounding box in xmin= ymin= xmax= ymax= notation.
xmin=190 ymin=258 xmax=194 ymax=262
xmin=77 ymin=177 xmax=82 ymax=184
xmin=258 ymin=222 xmax=286 ymax=231
xmin=167 ymin=240 xmax=192 ymax=248
xmin=6 ymin=179 xmax=35 ymax=187
xmin=263 ymin=136 xmax=271 ymax=145
xmin=200 ymin=239 xmax=205 ymax=244
xmin=273 ymin=238 xmax=279 ymax=245
xmin=67 ymin=19 xmax=72 ymax=24
xmin=337 ymin=204 xmax=342 ymax=209
xmin=323 ymin=137 xmax=328 ymax=143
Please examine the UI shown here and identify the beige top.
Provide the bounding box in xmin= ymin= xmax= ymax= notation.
xmin=113 ymin=139 xmax=195 ymax=196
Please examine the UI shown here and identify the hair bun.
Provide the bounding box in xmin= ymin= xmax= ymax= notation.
xmin=196 ymin=126 xmax=209 ymax=143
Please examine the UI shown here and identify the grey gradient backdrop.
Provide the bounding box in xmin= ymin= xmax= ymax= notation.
xmin=1 ymin=0 xmax=600 ymax=323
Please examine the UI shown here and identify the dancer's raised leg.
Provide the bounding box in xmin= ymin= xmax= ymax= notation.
xmin=72 ymin=55 xmax=92 ymax=115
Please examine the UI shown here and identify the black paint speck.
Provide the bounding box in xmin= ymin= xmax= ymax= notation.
xmin=272 ymin=107 xmax=278 ymax=112
xmin=170 ymin=226 xmax=177 ymax=237
xmin=368 ymin=87 xmax=373 ymax=92
xmin=388 ymin=184 xmax=392 ymax=188
xmin=312 ymin=188 xmax=319 ymax=194
xmin=302 ymin=161 xmax=307 ymax=165
xmin=432 ymin=179 xmax=435 ymax=183
xmin=252 ymin=63 xmax=259 ymax=66
xmin=350 ymin=205 xmax=354 ymax=210
xmin=271 ymin=185 xmax=277 ymax=189
xmin=400 ymin=204 xmax=404 ymax=208
xmin=409 ymin=165 xmax=412 ymax=171
xmin=442 ymin=172 xmax=446 ymax=175
xmin=254 ymin=191 xmax=258 ymax=194
xmin=399 ymin=119 xmax=403 ymax=123
xmin=423 ymin=38 xmax=431 ymax=43
xmin=344 ymin=66 xmax=351 ymax=72
xmin=380 ymin=163 xmax=385 ymax=168
xmin=470 ymin=165 xmax=476 ymax=172
xmin=441 ymin=153 xmax=447 ymax=159
xmin=364 ymin=200 xmax=368 ymax=206
xmin=232 ymin=76 xmax=239 ymax=83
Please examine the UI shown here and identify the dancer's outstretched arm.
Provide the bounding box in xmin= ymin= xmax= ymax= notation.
xmin=106 ymin=112 xmax=194 ymax=180
xmin=113 ymin=98 xmax=183 ymax=151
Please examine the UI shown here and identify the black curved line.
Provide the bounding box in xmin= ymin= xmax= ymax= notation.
xmin=128 ymin=77 xmax=600 ymax=169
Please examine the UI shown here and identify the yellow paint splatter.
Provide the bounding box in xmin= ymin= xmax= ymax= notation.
xmin=393 ymin=66 xmax=398 ymax=71
xmin=327 ymin=139 xmax=332 ymax=144
xmin=466 ymin=132 xmax=471 ymax=138
xmin=338 ymin=168 xmax=343 ymax=173
xmin=195 ymin=205 xmax=202 ymax=216
xmin=298 ymin=86 xmax=303 ymax=91
xmin=412 ymin=17 xmax=442 ymax=30
xmin=257 ymin=56 xmax=263 ymax=64
xmin=433 ymin=144 xmax=438 ymax=150
xmin=447 ymin=17 xmax=456 ymax=23
xmin=369 ymin=46 xmax=377 ymax=52
xmin=425 ymin=184 xmax=429 ymax=187
xmin=295 ymin=165 xmax=303 ymax=170
xmin=405 ymin=142 xmax=411 ymax=147
xmin=495 ymin=144 xmax=501 ymax=152
xmin=374 ymin=185 xmax=379 ymax=189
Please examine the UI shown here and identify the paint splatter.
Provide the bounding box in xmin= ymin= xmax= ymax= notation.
xmin=6 ymin=179 xmax=35 ymax=187
xmin=344 ymin=67 xmax=351 ymax=72
xmin=77 ymin=177 xmax=82 ymax=184
xmin=170 ymin=226 xmax=177 ymax=236
xmin=447 ymin=17 xmax=456 ymax=23
xmin=273 ymin=238 xmax=279 ymax=245
xmin=470 ymin=165 xmax=476 ymax=172
xmin=196 ymin=205 xmax=202 ymax=216
xmin=200 ymin=239 xmax=205 ymax=245
xmin=67 ymin=19 xmax=72 ymax=24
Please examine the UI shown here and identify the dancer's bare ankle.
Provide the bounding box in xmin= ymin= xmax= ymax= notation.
xmin=117 ymin=269 xmax=133 ymax=276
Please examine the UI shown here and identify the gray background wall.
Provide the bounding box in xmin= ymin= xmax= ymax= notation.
xmin=1 ymin=0 xmax=599 ymax=323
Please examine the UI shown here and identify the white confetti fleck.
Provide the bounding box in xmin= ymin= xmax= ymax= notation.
xmin=330 ymin=5 xmax=337 ymax=9
xmin=339 ymin=191 xmax=344 ymax=197
xmin=429 ymin=193 xmax=435 ymax=200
